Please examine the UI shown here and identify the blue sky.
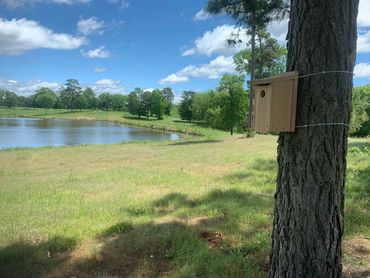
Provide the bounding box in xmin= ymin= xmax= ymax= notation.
xmin=0 ymin=0 xmax=370 ymax=99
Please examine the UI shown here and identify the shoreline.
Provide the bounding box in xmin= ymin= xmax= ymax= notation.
xmin=0 ymin=109 xmax=206 ymax=137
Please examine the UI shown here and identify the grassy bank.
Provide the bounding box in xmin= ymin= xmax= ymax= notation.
xmin=0 ymin=107 xmax=228 ymax=139
xmin=0 ymin=131 xmax=369 ymax=277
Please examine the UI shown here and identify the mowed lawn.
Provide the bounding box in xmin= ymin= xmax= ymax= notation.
xmin=0 ymin=131 xmax=369 ymax=276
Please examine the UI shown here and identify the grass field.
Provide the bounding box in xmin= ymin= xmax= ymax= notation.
xmin=0 ymin=108 xmax=369 ymax=277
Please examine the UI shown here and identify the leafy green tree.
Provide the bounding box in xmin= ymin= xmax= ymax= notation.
xmin=234 ymin=30 xmax=286 ymax=79
xmin=140 ymin=91 xmax=152 ymax=118
xmin=193 ymin=91 xmax=214 ymax=122
xmin=98 ymin=93 xmax=112 ymax=111
xmin=53 ymin=93 xmax=63 ymax=109
xmin=179 ymin=91 xmax=195 ymax=122
xmin=218 ymin=75 xmax=248 ymax=135
xmin=25 ymin=94 xmax=36 ymax=108
xmin=82 ymin=87 xmax=96 ymax=109
xmin=161 ymin=87 xmax=174 ymax=115
xmin=351 ymin=84 xmax=370 ymax=135
xmin=60 ymin=79 xmax=83 ymax=112
xmin=192 ymin=90 xmax=223 ymax=123
xmin=35 ymin=87 xmax=58 ymax=114
xmin=17 ymin=95 xmax=26 ymax=107
xmin=205 ymin=106 xmax=224 ymax=129
xmin=111 ymin=94 xmax=127 ymax=111
xmin=3 ymin=91 xmax=18 ymax=108
xmin=150 ymin=89 xmax=166 ymax=120
xmin=128 ymin=88 xmax=141 ymax=117
xmin=0 ymin=89 xmax=6 ymax=107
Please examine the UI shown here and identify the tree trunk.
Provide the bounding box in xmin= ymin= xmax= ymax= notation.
xmin=248 ymin=26 xmax=256 ymax=129
xmin=258 ymin=30 xmax=263 ymax=79
xmin=269 ymin=1 xmax=359 ymax=277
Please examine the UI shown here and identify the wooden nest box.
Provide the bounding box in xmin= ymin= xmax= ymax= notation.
xmin=249 ymin=71 xmax=299 ymax=133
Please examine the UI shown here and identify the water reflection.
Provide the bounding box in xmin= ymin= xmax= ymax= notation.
xmin=0 ymin=118 xmax=180 ymax=149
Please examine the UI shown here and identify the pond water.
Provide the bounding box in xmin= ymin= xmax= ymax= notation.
xmin=0 ymin=118 xmax=180 ymax=149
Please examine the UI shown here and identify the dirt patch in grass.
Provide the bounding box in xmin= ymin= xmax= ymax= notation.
xmin=200 ymin=231 xmax=224 ymax=250
xmin=343 ymin=236 xmax=370 ymax=278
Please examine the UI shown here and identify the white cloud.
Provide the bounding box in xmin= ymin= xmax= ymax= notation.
xmin=81 ymin=46 xmax=110 ymax=58
xmin=77 ymin=17 xmax=104 ymax=36
xmin=0 ymin=79 xmax=60 ymax=95
xmin=0 ymin=0 xmax=90 ymax=8
xmin=159 ymin=74 xmax=189 ymax=85
xmin=92 ymin=79 xmax=125 ymax=94
xmin=94 ymin=67 xmax=107 ymax=73
xmin=182 ymin=25 xmax=249 ymax=57
xmin=181 ymin=48 xmax=195 ymax=56
xmin=267 ymin=20 xmax=288 ymax=45
xmin=160 ymin=55 xmax=236 ymax=84
xmin=354 ymin=63 xmax=370 ymax=78
xmin=357 ymin=30 xmax=370 ymax=53
xmin=143 ymin=88 xmax=154 ymax=92
xmin=358 ymin=0 xmax=370 ymax=27
xmin=0 ymin=18 xmax=86 ymax=55
xmin=179 ymin=55 xmax=236 ymax=79
xmin=194 ymin=9 xmax=212 ymax=21
xmin=106 ymin=0 xmax=129 ymax=10
xmin=0 ymin=78 xmax=128 ymax=95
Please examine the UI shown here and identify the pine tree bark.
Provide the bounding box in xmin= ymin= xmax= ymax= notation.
xmin=269 ymin=1 xmax=359 ymax=277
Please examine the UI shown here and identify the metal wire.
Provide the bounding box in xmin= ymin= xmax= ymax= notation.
xmin=296 ymin=123 xmax=350 ymax=128
xmin=298 ymin=71 xmax=354 ymax=79
xmin=295 ymin=71 xmax=354 ymax=128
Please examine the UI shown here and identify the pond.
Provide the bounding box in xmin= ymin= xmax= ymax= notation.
xmin=0 ymin=118 xmax=180 ymax=149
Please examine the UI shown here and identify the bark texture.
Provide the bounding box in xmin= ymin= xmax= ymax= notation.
xmin=269 ymin=1 xmax=359 ymax=277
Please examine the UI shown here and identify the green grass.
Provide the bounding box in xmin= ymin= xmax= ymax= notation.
xmin=0 ymin=109 xmax=369 ymax=277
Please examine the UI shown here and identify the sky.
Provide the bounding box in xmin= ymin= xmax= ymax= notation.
xmin=0 ymin=0 xmax=370 ymax=100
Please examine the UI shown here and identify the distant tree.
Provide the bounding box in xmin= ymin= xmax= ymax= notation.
xmin=82 ymin=87 xmax=96 ymax=109
xmin=161 ymin=87 xmax=174 ymax=115
xmin=35 ymin=88 xmax=57 ymax=114
xmin=60 ymin=79 xmax=83 ymax=112
xmin=0 ymin=90 xmax=6 ymax=106
xmin=53 ymin=93 xmax=63 ymax=109
xmin=218 ymin=75 xmax=248 ymax=135
xmin=234 ymin=30 xmax=286 ymax=79
xmin=3 ymin=91 xmax=18 ymax=108
xmin=25 ymin=94 xmax=36 ymax=108
xmin=17 ymin=95 xmax=26 ymax=107
xmin=193 ymin=90 xmax=219 ymax=122
xmin=128 ymin=88 xmax=141 ymax=117
xmin=179 ymin=91 xmax=195 ymax=122
xmin=150 ymin=89 xmax=166 ymax=120
xmin=98 ymin=93 xmax=112 ymax=111
xmin=111 ymin=94 xmax=127 ymax=111
xmin=140 ymin=91 xmax=152 ymax=118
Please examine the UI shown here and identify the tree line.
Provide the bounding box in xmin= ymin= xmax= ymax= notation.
xmin=0 ymin=79 xmax=174 ymax=119
xmin=128 ymin=87 xmax=174 ymax=120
